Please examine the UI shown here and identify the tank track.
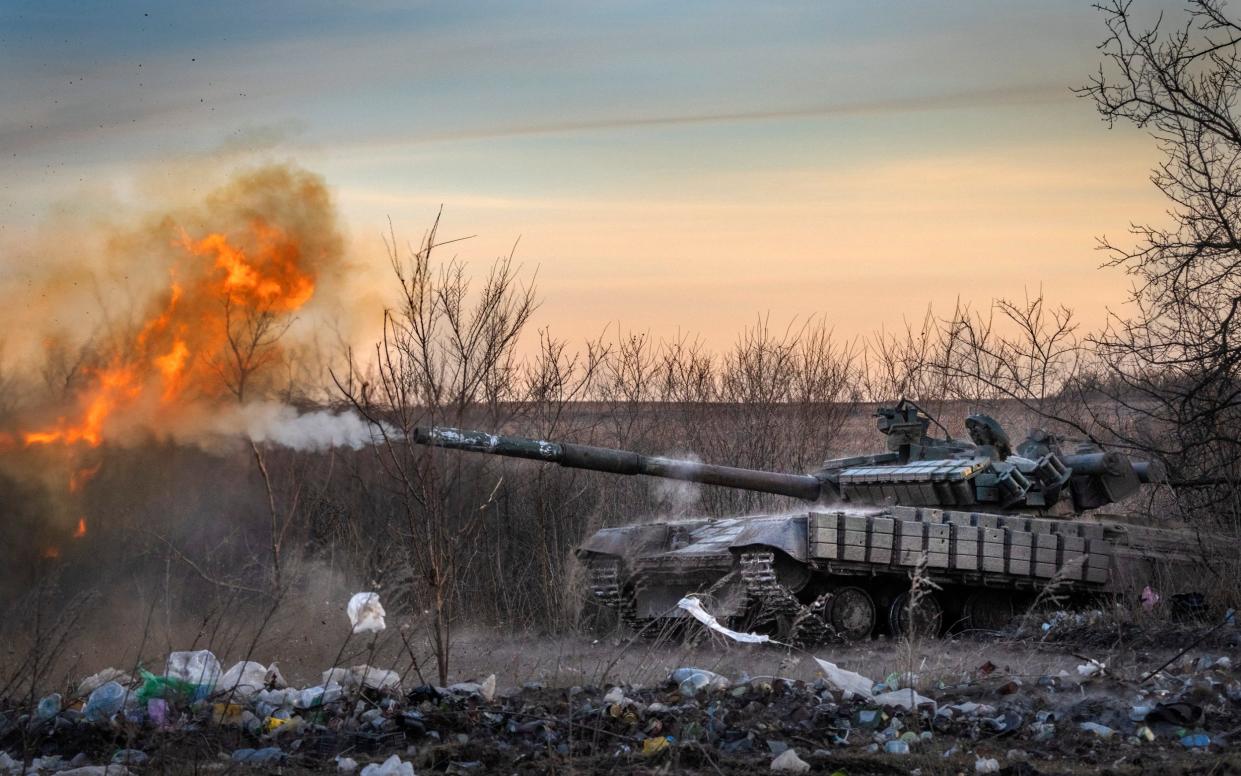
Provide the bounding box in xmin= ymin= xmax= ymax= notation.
xmin=588 ymin=558 xmax=648 ymax=632
xmin=739 ymin=550 xmax=835 ymax=647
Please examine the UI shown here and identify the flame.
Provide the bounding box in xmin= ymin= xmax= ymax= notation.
xmin=68 ymin=462 xmax=102 ymax=494
xmin=73 ymin=517 xmax=87 ymax=539
xmin=24 ymin=367 xmax=140 ymax=446
xmin=22 ymin=219 xmax=315 ymax=447
xmin=41 ymin=546 xmax=61 ymax=560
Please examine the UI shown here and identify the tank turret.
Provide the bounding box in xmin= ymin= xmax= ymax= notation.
xmin=413 ymin=400 xmax=1161 ymax=516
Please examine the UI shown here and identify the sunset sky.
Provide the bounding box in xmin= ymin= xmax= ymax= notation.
xmin=1 ymin=1 xmax=1177 ymax=353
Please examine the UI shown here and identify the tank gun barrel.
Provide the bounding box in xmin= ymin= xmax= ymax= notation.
xmin=412 ymin=426 xmax=825 ymax=501
xmin=1061 ymin=452 xmax=1166 ymax=484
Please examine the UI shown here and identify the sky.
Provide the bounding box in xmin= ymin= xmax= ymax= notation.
xmin=0 ymin=0 xmax=1178 ymax=355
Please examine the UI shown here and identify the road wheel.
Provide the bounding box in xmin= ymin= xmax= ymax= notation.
xmin=888 ymin=591 xmax=943 ymax=638
xmin=827 ymin=586 xmax=876 ymax=640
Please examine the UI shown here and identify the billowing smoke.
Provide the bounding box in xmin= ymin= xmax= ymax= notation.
xmin=0 ymin=161 xmax=391 ymax=573
xmin=2 ymin=162 xmax=375 ymax=452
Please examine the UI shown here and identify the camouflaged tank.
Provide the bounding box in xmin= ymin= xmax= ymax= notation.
xmin=412 ymin=401 xmax=1211 ymax=645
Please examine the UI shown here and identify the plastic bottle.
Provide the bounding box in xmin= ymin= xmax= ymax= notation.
xmin=84 ymin=681 xmax=126 ymax=722
xmin=1182 ymin=733 xmax=1212 ymax=748
xmin=35 ymin=693 xmax=61 ymax=721
xmin=147 ymin=698 xmax=168 ymax=728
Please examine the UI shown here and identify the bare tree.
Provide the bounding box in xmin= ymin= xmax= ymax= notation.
xmin=1079 ymin=0 xmax=1241 ymax=527
xmin=337 ymin=213 xmax=537 ymax=684
xmin=211 ymin=295 xmax=292 ymax=404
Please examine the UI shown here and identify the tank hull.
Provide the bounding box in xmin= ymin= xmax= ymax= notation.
xmin=579 ymin=506 xmax=1228 ymax=643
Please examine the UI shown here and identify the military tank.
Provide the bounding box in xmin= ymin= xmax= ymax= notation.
xmin=412 ymin=401 xmax=1208 ymax=645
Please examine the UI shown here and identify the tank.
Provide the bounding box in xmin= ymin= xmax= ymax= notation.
xmin=412 ymin=400 xmax=1215 ymax=644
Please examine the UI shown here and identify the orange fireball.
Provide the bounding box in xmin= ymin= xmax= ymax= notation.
xmin=23 ymin=219 xmax=316 ymax=447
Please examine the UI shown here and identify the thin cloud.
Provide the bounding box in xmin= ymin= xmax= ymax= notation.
xmin=360 ymin=83 xmax=1067 ymax=148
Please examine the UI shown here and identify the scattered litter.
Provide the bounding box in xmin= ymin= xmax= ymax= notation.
xmin=137 ymin=668 xmax=196 ymax=703
xmin=770 ymin=748 xmax=810 ymax=772
xmin=873 ymin=687 xmax=935 ymax=712
xmin=359 ymin=754 xmax=415 ymax=776
xmin=147 ymin=698 xmax=168 ymax=727
xmin=212 ymin=702 xmax=245 ymax=725
xmin=813 ymin=658 xmax=875 ymax=698
xmin=334 ymin=665 xmax=401 ymax=692
xmin=642 ymin=736 xmax=670 ymax=755
xmin=165 ymin=650 xmax=222 ymax=699
xmin=678 ymin=596 xmax=769 ymax=643
xmin=266 ymin=662 xmax=288 ymax=688
xmin=671 ymin=667 xmax=729 ymax=695
xmin=219 ymin=661 xmax=269 ymax=699
xmin=1181 ymin=733 xmax=1211 ymax=748
xmin=35 ymin=692 xmax=62 ymax=720
xmin=1080 ymin=721 xmax=1115 ymax=738
xmin=76 ymin=668 xmax=131 ymax=698
xmin=83 ymin=681 xmax=126 ymax=722
xmin=110 ymin=750 xmax=147 ymax=766
xmin=348 ymin=592 xmax=387 ymax=634
xmin=15 ymin=633 xmax=1241 ymax=771
xmin=349 ymin=665 xmax=397 ymax=690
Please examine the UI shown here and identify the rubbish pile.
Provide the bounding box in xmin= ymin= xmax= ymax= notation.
xmin=3 ymin=595 xmax=1241 ymax=773
xmin=4 ymin=644 xmax=1241 ymax=773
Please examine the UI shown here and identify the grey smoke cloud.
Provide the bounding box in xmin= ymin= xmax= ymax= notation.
xmin=219 ymin=402 xmax=386 ymax=452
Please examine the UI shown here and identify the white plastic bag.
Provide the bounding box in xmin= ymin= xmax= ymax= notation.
xmin=219 ymin=661 xmax=268 ymax=699
xmin=771 ymin=748 xmax=811 ymax=773
xmin=873 ymin=687 xmax=936 ymax=712
xmin=76 ymin=668 xmax=132 ymax=698
xmin=348 ymin=592 xmax=386 ymax=634
xmin=677 ymin=596 xmax=769 ymax=644
xmin=813 ymin=657 xmax=875 ymax=698
xmin=296 ymin=683 xmax=344 ymax=709
xmin=265 ymin=662 xmax=288 ymax=689
xmin=166 ymin=650 xmax=222 ymax=691
xmin=322 ymin=665 xmax=401 ymax=691
xmin=359 ymin=754 xmax=414 ymax=776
